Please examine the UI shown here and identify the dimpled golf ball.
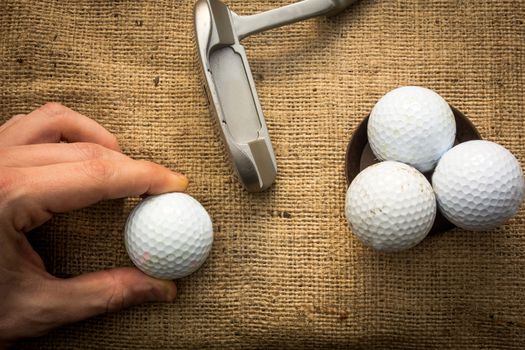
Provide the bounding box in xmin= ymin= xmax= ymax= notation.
xmin=125 ymin=193 xmax=213 ymax=279
xmin=432 ymin=140 xmax=524 ymax=231
xmin=345 ymin=161 xmax=436 ymax=252
xmin=368 ymin=86 xmax=456 ymax=172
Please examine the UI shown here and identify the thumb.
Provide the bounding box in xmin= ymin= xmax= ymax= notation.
xmin=45 ymin=268 xmax=176 ymax=326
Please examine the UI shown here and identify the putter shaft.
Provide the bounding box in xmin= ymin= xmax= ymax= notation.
xmin=234 ymin=0 xmax=354 ymax=40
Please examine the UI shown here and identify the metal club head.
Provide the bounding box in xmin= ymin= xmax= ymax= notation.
xmin=194 ymin=0 xmax=357 ymax=192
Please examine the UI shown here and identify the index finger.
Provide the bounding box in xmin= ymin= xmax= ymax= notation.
xmin=10 ymin=159 xmax=188 ymax=232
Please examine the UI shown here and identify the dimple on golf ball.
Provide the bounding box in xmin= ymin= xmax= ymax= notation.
xmin=345 ymin=161 xmax=437 ymax=252
xmin=125 ymin=193 xmax=213 ymax=280
xmin=367 ymin=86 xmax=456 ymax=172
xmin=432 ymin=140 xmax=524 ymax=231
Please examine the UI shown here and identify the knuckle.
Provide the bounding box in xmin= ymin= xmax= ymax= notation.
xmin=104 ymin=272 xmax=127 ymax=313
xmin=138 ymin=160 xmax=165 ymax=176
xmin=38 ymin=103 xmax=70 ymax=134
xmin=138 ymin=159 xmax=154 ymax=168
xmin=81 ymin=159 xmax=114 ymax=182
xmin=41 ymin=102 xmax=67 ymax=115
xmin=74 ymin=142 xmax=105 ymax=160
xmin=140 ymin=159 xmax=162 ymax=171
xmin=39 ymin=102 xmax=67 ymax=117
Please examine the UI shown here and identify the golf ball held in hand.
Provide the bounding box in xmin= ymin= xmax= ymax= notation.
xmin=125 ymin=193 xmax=213 ymax=279
xmin=432 ymin=140 xmax=524 ymax=231
xmin=345 ymin=161 xmax=437 ymax=252
xmin=368 ymin=86 xmax=456 ymax=172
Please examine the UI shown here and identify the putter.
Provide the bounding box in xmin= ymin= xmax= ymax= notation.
xmin=195 ymin=0 xmax=357 ymax=192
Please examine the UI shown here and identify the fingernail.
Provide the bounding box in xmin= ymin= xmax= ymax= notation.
xmin=172 ymin=172 xmax=189 ymax=189
xmin=149 ymin=281 xmax=177 ymax=302
xmin=165 ymin=283 xmax=177 ymax=301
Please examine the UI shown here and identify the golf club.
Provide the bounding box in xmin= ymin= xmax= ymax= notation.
xmin=195 ymin=0 xmax=358 ymax=192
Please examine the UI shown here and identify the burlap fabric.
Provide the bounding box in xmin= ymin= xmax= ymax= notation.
xmin=1 ymin=0 xmax=524 ymax=348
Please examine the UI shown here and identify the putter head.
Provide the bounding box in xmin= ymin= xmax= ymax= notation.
xmin=195 ymin=0 xmax=277 ymax=192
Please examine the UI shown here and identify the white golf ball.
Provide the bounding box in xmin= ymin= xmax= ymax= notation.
xmin=368 ymin=86 xmax=456 ymax=172
xmin=432 ymin=140 xmax=524 ymax=231
xmin=124 ymin=193 xmax=213 ymax=279
xmin=345 ymin=161 xmax=436 ymax=252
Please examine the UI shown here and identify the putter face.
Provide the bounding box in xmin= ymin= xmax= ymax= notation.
xmin=195 ymin=0 xmax=277 ymax=193
xmin=194 ymin=0 xmax=357 ymax=192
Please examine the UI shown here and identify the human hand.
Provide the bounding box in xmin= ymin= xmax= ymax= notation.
xmin=0 ymin=103 xmax=187 ymax=347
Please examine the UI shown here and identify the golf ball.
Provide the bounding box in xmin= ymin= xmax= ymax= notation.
xmin=345 ymin=161 xmax=436 ymax=252
xmin=124 ymin=193 xmax=213 ymax=279
xmin=432 ymin=140 xmax=524 ymax=231
xmin=368 ymin=86 xmax=456 ymax=172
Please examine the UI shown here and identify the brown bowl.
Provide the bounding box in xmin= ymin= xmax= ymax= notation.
xmin=345 ymin=106 xmax=481 ymax=235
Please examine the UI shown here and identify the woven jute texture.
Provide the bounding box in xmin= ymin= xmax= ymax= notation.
xmin=1 ymin=0 xmax=525 ymax=348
